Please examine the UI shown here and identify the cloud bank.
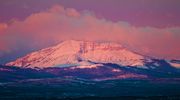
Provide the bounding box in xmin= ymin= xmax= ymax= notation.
xmin=0 ymin=5 xmax=180 ymax=60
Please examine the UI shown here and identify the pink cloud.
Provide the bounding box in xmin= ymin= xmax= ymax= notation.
xmin=0 ymin=43 xmax=6 ymax=51
xmin=0 ymin=5 xmax=180 ymax=59
xmin=0 ymin=23 xmax=7 ymax=32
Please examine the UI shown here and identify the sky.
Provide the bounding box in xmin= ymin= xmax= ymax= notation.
xmin=0 ymin=0 xmax=180 ymax=64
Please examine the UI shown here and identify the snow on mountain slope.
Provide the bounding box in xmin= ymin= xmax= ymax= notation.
xmin=167 ymin=60 xmax=180 ymax=68
xmin=6 ymin=40 xmax=146 ymax=68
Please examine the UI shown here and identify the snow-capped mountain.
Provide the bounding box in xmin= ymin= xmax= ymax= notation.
xmin=6 ymin=40 xmax=147 ymax=68
xmin=2 ymin=40 xmax=180 ymax=82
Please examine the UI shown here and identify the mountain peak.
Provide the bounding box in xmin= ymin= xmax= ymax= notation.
xmin=6 ymin=40 xmax=145 ymax=68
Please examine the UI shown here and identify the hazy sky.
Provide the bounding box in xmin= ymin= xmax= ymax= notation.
xmin=0 ymin=0 xmax=180 ymax=64
xmin=0 ymin=0 xmax=180 ymax=27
